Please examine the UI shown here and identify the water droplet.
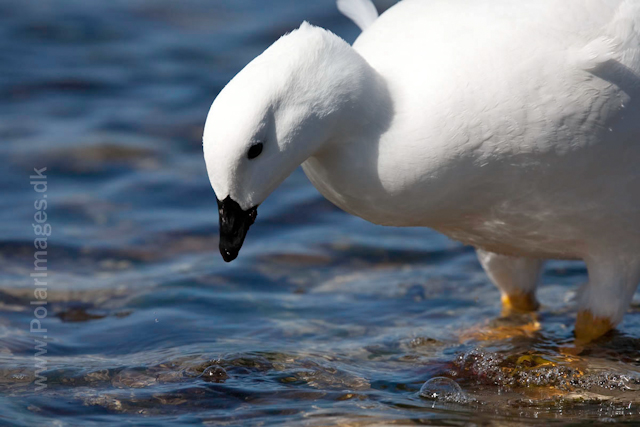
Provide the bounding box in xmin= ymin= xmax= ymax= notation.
xmin=200 ymin=366 xmax=228 ymax=383
xmin=419 ymin=377 xmax=467 ymax=403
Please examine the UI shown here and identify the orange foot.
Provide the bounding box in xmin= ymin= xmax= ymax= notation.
xmin=501 ymin=292 xmax=539 ymax=315
xmin=574 ymin=311 xmax=613 ymax=344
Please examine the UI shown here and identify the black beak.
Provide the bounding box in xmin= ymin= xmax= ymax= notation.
xmin=217 ymin=196 xmax=258 ymax=262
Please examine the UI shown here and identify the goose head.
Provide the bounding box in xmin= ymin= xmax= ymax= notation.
xmin=203 ymin=22 xmax=371 ymax=262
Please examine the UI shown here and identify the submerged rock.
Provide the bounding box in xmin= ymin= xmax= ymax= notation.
xmin=199 ymin=366 xmax=228 ymax=383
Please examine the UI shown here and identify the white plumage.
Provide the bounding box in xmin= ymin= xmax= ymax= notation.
xmin=204 ymin=0 xmax=640 ymax=342
xmin=337 ymin=0 xmax=379 ymax=30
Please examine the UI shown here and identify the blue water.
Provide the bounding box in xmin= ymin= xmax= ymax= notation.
xmin=2 ymin=1 xmax=640 ymax=425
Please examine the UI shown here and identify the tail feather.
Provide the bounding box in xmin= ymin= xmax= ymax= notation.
xmin=337 ymin=0 xmax=379 ymax=31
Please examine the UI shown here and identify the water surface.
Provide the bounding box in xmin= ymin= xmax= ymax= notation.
xmin=2 ymin=1 xmax=640 ymax=425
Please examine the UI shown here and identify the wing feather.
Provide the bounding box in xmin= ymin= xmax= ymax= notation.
xmin=575 ymin=36 xmax=621 ymax=70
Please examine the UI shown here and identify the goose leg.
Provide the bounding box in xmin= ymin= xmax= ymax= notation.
xmin=576 ymin=254 xmax=640 ymax=343
xmin=477 ymin=249 xmax=544 ymax=314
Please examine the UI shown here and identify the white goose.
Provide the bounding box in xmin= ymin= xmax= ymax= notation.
xmin=203 ymin=0 xmax=640 ymax=343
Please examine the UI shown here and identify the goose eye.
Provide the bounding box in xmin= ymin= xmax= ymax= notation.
xmin=247 ymin=142 xmax=263 ymax=160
